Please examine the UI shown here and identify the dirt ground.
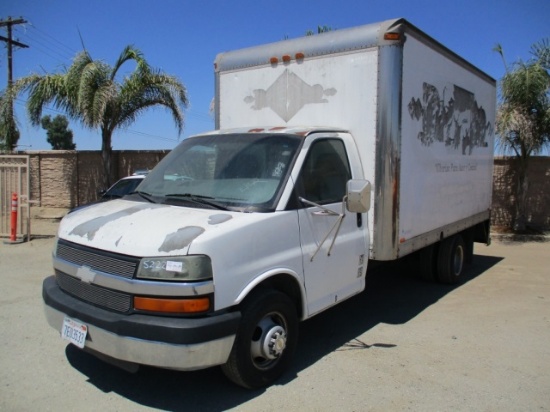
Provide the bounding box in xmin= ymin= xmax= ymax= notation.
xmin=0 ymin=219 xmax=549 ymax=411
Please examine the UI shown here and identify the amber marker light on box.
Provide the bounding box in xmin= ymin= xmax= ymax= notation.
xmin=384 ymin=32 xmax=400 ymax=41
xmin=134 ymin=296 xmax=210 ymax=314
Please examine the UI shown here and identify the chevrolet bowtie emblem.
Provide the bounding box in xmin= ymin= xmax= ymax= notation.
xmin=76 ymin=266 xmax=96 ymax=284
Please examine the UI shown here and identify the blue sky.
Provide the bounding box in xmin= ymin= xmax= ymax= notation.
xmin=1 ymin=0 xmax=549 ymax=151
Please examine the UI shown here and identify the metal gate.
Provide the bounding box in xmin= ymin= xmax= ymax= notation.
xmin=0 ymin=155 xmax=31 ymax=241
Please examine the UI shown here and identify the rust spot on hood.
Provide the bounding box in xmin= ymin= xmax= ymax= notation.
xmin=158 ymin=226 xmax=205 ymax=252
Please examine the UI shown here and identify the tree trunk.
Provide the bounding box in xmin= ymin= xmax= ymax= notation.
xmin=101 ymin=129 xmax=113 ymax=189
xmin=513 ymin=157 xmax=529 ymax=232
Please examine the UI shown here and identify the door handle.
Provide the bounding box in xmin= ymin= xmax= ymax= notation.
xmin=312 ymin=210 xmax=334 ymax=216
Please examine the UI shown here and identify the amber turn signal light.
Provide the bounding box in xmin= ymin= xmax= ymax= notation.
xmin=134 ymin=296 xmax=210 ymax=313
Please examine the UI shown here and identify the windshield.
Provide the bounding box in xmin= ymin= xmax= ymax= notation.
xmin=137 ymin=133 xmax=302 ymax=212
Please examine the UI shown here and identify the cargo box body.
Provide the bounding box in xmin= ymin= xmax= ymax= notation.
xmin=214 ymin=18 xmax=495 ymax=261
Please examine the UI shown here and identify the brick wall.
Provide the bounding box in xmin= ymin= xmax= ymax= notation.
xmin=20 ymin=151 xmax=550 ymax=230
xmin=33 ymin=151 xmax=78 ymax=208
xmin=492 ymin=156 xmax=550 ymax=230
xmin=25 ymin=150 xmax=169 ymax=208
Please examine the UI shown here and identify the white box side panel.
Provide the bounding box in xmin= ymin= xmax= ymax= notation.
xmin=218 ymin=49 xmax=379 ymax=199
xmin=399 ymin=35 xmax=495 ymax=242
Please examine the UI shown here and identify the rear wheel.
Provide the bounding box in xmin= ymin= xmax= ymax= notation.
xmin=418 ymin=243 xmax=438 ymax=282
xmin=222 ymin=290 xmax=298 ymax=389
xmin=437 ymin=234 xmax=466 ymax=284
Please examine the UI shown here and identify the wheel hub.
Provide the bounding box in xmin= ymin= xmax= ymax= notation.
xmin=264 ymin=325 xmax=287 ymax=359
xmin=251 ymin=317 xmax=288 ymax=362
xmin=453 ymin=244 xmax=464 ymax=276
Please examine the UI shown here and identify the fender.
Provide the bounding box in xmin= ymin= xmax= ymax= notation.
xmin=234 ymin=268 xmax=308 ymax=320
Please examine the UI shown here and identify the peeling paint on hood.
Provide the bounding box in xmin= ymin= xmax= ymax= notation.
xmin=58 ymin=200 xmax=228 ymax=256
xmin=69 ymin=204 xmax=158 ymax=240
xmin=158 ymin=226 xmax=205 ymax=252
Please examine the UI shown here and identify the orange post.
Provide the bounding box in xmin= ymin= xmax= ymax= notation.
xmin=10 ymin=193 xmax=18 ymax=242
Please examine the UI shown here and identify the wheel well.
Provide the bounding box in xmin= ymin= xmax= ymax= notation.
xmin=461 ymin=228 xmax=475 ymax=264
xmin=472 ymin=219 xmax=491 ymax=244
xmin=243 ymin=274 xmax=303 ymax=319
xmin=437 ymin=226 xmax=480 ymax=264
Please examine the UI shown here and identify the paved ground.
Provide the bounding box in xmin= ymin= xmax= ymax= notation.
xmin=1 ymin=219 xmax=549 ymax=411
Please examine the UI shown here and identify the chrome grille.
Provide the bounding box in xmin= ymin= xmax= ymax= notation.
xmin=57 ymin=240 xmax=138 ymax=279
xmin=55 ymin=270 xmax=132 ymax=313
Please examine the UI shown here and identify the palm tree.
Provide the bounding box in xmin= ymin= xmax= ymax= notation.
xmin=4 ymin=45 xmax=188 ymax=186
xmin=0 ymin=93 xmax=19 ymax=152
xmin=493 ymin=39 xmax=550 ymax=231
xmin=305 ymin=25 xmax=333 ymax=36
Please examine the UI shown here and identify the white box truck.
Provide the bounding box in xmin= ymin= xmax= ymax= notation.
xmin=43 ymin=18 xmax=495 ymax=388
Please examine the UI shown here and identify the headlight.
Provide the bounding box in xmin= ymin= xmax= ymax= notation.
xmin=137 ymin=255 xmax=212 ymax=281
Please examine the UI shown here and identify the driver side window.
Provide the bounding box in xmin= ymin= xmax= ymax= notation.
xmin=296 ymin=139 xmax=351 ymax=205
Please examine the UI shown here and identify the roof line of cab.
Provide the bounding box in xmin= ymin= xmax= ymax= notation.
xmin=198 ymin=126 xmax=349 ymax=138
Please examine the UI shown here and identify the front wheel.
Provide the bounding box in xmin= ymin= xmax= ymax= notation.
xmin=221 ymin=290 xmax=299 ymax=389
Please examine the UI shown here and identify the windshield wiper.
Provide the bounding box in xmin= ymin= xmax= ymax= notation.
xmin=131 ymin=190 xmax=156 ymax=204
xmin=164 ymin=193 xmax=229 ymax=210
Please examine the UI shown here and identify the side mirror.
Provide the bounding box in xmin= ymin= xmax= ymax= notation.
xmin=346 ymin=179 xmax=371 ymax=213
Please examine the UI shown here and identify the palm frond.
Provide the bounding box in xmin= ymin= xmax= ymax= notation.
xmin=111 ymin=45 xmax=150 ymax=81
xmin=77 ymin=60 xmax=116 ymax=128
xmin=500 ymin=61 xmax=549 ymax=109
xmin=496 ymin=103 xmax=548 ymax=156
xmin=15 ymin=74 xmax=69 ymax=125
xmin=66 ymin=50 xmax=94 ymax=110
xmin=530 ymin=38 xmax=550 ymax=70
xmin=113 ymin=69 xmax=188 ymax=133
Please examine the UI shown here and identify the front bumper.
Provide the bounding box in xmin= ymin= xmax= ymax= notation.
xmin=42 ymin=276 xmax=240 ymax=371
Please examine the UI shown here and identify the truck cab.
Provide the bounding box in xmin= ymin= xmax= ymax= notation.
xmin=44 ymin=127 xmax=371 ymax=388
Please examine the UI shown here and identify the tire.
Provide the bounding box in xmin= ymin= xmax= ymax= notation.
xmin=436 ymin=234 xmax=466 ymax=284
xmin=221 ymin=290 xmax=299 ymax=389
xmin=418 ymin=243 xmax=438 ymax=282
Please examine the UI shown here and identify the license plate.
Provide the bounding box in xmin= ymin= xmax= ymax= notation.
xmin=61 ymin=316 xmax=88 ymax=349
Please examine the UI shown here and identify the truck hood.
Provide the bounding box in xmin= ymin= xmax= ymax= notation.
xmin=58 ymin=199 xmax=236 ymax=256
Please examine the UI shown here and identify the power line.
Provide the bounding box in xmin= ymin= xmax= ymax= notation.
xmin=13 ymin=98 xmax=181 ymax=144
xmin=186 ymin=109 xmax=213 ymax=122
xmin=11 ymin=24 xmax=74 ymax=70
xmin=16 ymin=27 xmax=72 ymax=63
xmin=26 ymin=23 xmax=76 ymax=55
xmin=5 ymin=19 xmax=210 ymax=146
xmin=8 ymin=21 xmax=214 ymax=124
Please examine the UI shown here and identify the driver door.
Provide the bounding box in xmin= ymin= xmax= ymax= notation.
xmin=294 ymin=138 xmax=368 ymax=316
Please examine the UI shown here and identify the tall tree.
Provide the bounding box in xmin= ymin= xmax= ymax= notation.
xmin=0 ymin=90 xmax=19 ymax=152
xmin=306 ymin=25 xmax=333 ymax=36
xmin=41 ymin=114 xmax=76 ymax=150
xmin=2 ymin=45 xmax=188 ymax=186
xmin=494 ymin=39 xmax=550 ymax=231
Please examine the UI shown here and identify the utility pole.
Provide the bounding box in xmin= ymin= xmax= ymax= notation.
xmin=0 ymin=16 xmax=28 ymax=151
xmin=0 ymin=16 xmax=29 ymax=87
